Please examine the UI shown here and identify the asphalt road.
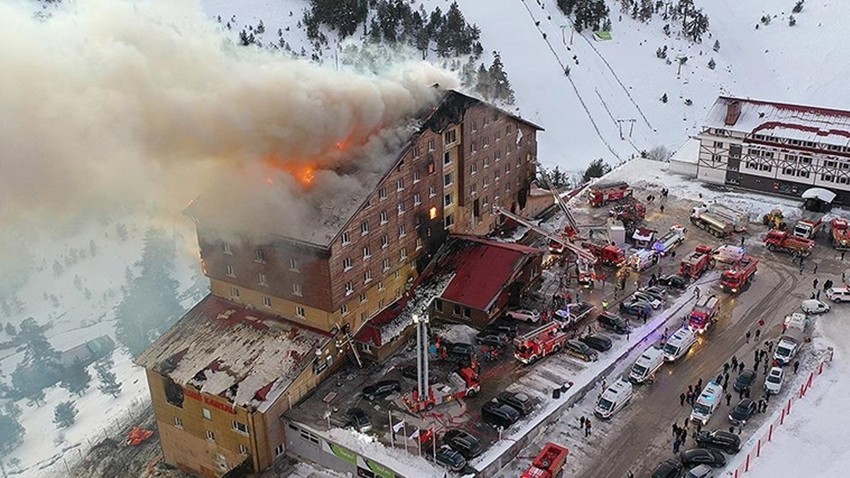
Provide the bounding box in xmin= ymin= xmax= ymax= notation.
xmin=501 ymin=194 xmax=842 ymax=477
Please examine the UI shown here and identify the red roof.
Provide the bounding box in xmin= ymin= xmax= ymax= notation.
xmin=354 ymin=301 xmax=406 ymax=347
xmin=441 ymin=239 xmax=540 ymax=311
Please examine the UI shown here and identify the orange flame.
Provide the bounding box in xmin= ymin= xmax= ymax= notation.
xmin=263 ymin=155 xmax=317 ymax=188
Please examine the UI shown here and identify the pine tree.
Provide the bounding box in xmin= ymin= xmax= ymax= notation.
xmin=0 ymin=413 xmax=25 ymax=453
xmin=476 ymin=63 xmax=494 ymax=100
xmin=639 ymin=0 xmax=654 ymax=22
xmin=488 ymin=52 xmax=516 ymax=105
xmin=661 ymin=93 xmax=668 ymax=103
xmin=713 ymin=39 xmax=721 ymax=51
xmin=61 ymin=360 xmax=92 ymax=397
xmin=792 ymin=0 xmax=804 ymax=14
xmin=582 ymin=159 xmax=612 ymax=183
xmin=708 ymin=57 xmax=716 ymax=69
xmin=95 ymin=358 xmax=123 ymax=398
xmin=53 ymin=401 xmax=78 ymax=429
xmin=789 ymin=15 xmax=796 ymax=26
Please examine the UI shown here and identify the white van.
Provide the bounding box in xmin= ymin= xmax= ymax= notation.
xmin=783 ymin=312 xmax=810 ymax=332
xmin=662 ymin=328 xmax=697 ymax=362
xmin=629 ymin=346 xmax=665 ymax=384
xmin=690 ymin=382 xmax=723 ymax=425
xmin=801 ymin=299 xmax=830 ymax=314
xmin=594 ymin=379 xmax=634 ymax=419
xmin=764 ymin=367 xmax=785 ymax=395
xmin=826 ymin=287 xmax=850 ymax=303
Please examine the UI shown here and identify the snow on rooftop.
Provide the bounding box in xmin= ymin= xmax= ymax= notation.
xmin=670 ymin=137 xmax=700 ymax=165
xmin=379 ymin=274 xmax=454 ymax=344
xmin=704 ymin=97 xmax=850 ymax=147
xmin=324 ymin=427 xmax=444 ymax=478
xmin=136 ymin=295 xmax=329 ymax=412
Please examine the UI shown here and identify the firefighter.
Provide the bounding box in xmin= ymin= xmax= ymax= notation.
xmin=602 ymin=299 xmax=609 ymax=311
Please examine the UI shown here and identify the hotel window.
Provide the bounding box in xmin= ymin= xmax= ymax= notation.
xmin=202 ymin=408 xmax=212 ymax=420
xmin=783 ymin=167 xmax=795 ymax=175
xmin=471 ymin=163 xmax=478 ymax=175
xmin=382 ymin=258 xmax=390 ymax=271
xmin=344 ymin=282 xmax=354 ymax=296
xmin=381 ymin=235 xmax=389 ymax=249
xmin=494 ymin=170 xmax=501 ymax=181
xmin=712 ymin=154 xmax=722 ymax=162
xmin=445 ymin=214 xmax=455 ymax=228
xmin=174 ymin=417 xmax=183 ymax=429
xmin=483 ymin=177 xmax=490 ymax=189
xmin=398 ymin=224 xmax=407 ymax=238
xmin=798 ymin=170 xmax=810 ymax=178
xmin=296 ymin=306 xmax=306 ymax=317
xmin=341 ymin=304 xmax=349 ymax=316
xmin=444 ymin=151 xmax=452 ymax=165
xmin=275 ymin=444 xmax=285 ymax=457
xmin=394 ymin=270 xmax=401 ymax=279
xmin=289 ymin=258 xmax=298 ymax=271
xmin=262 ymin=296 xmax=272 ymax=307
xmin=414 ymin=193 xmax=422 ymax=206
xmin=360 ymin=292 xmax=368 ymax=303
xmin=416 ymin=238 xmax=423 ymax=250
xmin=206 ymin=430 xmax=215 ymax=441
xmin=397 ymin=178 xmax=405 ymax=191
xmin=822 ymin=174 xmax=834 ymax=182
xmin=428 ymin=139 xmax=435 ymax=151
xmin=380 ymin=211 xmax=388 ymax=224
xmin=258 ymin=273 xmax=268 ymax=286
xmin=713 ymin=141 xmax=723 ymax=148
xmin=360 ymin=221 xmax=369 ymax=235
xmin=495 ymin=149 xmax=501 ymax=162
xmin=428 ymin=161 xmax=436 ymax=174
xmin=485 ymin=156 xmax=491 ymax=168
xmin=472 ymin=121 xmax=478 ymax=132
xmin=483 ymin=136 xmax=490 ymax=148
xmin=341 ymin=231 xmax=351 ymax=245
xmin=343 ymin=257 xmax=352 ymax=271
xmin=378 ymin=281 xmax=385 ymax=291
xmin=400 ymin=248 xmax=408 ymax=260
xmin=429 ymin=185 xmax=436 ymax=197
xmin=292 ymin=283 xmax=303 ymax=296
xmin=364 ymin=270 xmax=372 ymax=283
xmin=495 ymin=131 xmax=501 ymax=142
xmin=398 ymin=202 xmax=406 ymax=215
xmin=505 ymin=163 xmax=511 ymax=174
xmin=255 ymin=250 xmax=265 ymax=263
xmin=444 ymin=193 xmax=454 ymax=207
xmin=239 ymin=445 xmax=249 ymax=456
xmin=413 ymin=170 xmax=421 ymax=183
xmin=230 ymin=287 xmax=240 ymax=298
xmin=226 ymin=265 xmax=235 ymax=277
xmin=471 ymin=141 xmax=478 ymax=153
xmin=413 ymin=146 xmax=421 ymax=158
xmin=363 ymin=246 xmax=371 ymax=259
xmin=222 ymin=242 xmax=232 ymax=254
xmin=444 ymin=172 xmax=453 ymax=187
xmin=379 ymin=187 xmax=387 ymax=200
xmin=470 ymin=184 xmax=478 ymax=195
xmin=232 ymin=421 xmax=249 ymax=434
xmin=759 ymin=164 xmax=772 ymax=172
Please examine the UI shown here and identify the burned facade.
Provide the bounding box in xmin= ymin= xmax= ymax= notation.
xmin=696 ymin=96 xmax=850 ymax=204
xmin=138 ymin=89 xmax=542 ymax=477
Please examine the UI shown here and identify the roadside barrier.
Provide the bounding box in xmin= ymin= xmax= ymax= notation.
xmin=730 ymin=347 xmax=834 ymax=478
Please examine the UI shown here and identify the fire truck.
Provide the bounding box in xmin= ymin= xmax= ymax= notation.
xmin=588 ymin=181 xmax=633 ymax=207
xmin=679 ymin=245 xmax=716 ymax=280
xmin=690 ymin=209 xmax=734 ymax=238
xmin=764 ymin=230 xmax=814 ymax=257
xmin=609 ymin=198 xmax=646 ymax=223
xmin=651 ymin=225 xmax=687 ymax=256
xmin=520 ymin=442 xmax=570 ymax=478
xmin=793 ymin=215 xmax=823 ymax=240
xmin=581 ymin=241 xmax=626 ymax=267
xmin=688 ymin=295 xmax=720 ymax=334
xmin=831 ymin=218 xmax=850 ymax=250
xmin=514 ymin=320 xmax=571 ymax=364
xmin=720 ymin=256 xmax=758 ymax=293
xmin=405 ymin=367 xmax=480 ymax=413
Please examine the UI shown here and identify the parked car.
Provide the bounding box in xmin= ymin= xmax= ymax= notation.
xmin=481 ymin=400 xmax=520 ymax=428
xmin=729 ymin=398 xmax=757 ymax=426
xmin=506 ymin=308 xmax=541 ymax=323
xmin=346 ymin=408 xmax=372 ymax=433
xmin=659 ymin=274 xmax=689 ymax=290
xmin=695 ymin=430 xmax=741 ymax=454
xmin=497 ymin=391 xmax=535 ymax=416
xmin=651 ymin=459 xmax=684 ymax=478
xmin=580 ymin=334 xmax=613 ymax=352
xmin=620 ymin=300 xmax=652 ymax=317
xmin=801 ymin=299 xmax=830 ymax=314
xmin=686 ymin=464 xmax=715 ymax=478
xmin=765 ymin=367 xmax=785 ymax=395
xmin=598 ymin=312 xmax=630 ymax=334
xmin=640 ymin=286 xmax=669 ymax=302
xmin=733 ymin=369 xmax=757 ymax=393
xmin=475 ymin=332 xmax=510 ymax=347
xmin=443 ymin=429 xmax=482 ymax=459
xmin=362 ymin=380 xmax=401 ymax=401
xmin=565 ymin=340 xmax=599 ymax=362
xmin=679 ymin=448 xmax=727 ymax=468
xmin=431 ymin=445 xmax=466 ymax=472
xmin=443 ymin=341 xmax=476 ymax=360
xmin=632 ymin=291 xmax=663 ymax=309
xmin=483 ymin=322 xmax=519 ymax=338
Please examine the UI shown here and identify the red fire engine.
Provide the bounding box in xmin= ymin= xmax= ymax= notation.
xmin=688 ymin=295 xmax=720 ymax=334
xmin=405 ymin=361 xmax=480 ymax=413
xmin=581 ymin=241 xmax=626 ymax=267
xmin=763 ymin=230 xmax=814 ymax=257
xmin=831 ymin=218 xmax=850 ymax=250
xmin=720 ymin=256 xmax=758 ymax=293
xmin=514 ymin=321 xmax=570 ymax=364
xmin=521 ymin=442 xmax=570 ymax=478
xmin=679 ymin=245 xmax=716 ymax=280
xmin=588 ymin=181 xmax=633 ymax=207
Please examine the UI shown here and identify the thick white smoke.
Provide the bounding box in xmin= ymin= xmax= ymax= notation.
xmin=0 ymin=0 xmax=458 ymax=237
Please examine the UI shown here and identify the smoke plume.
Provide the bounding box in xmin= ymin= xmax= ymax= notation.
xmin=0 ymin=0 xmax=458 ymax=236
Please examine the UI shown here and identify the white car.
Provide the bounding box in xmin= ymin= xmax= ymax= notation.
xmin=765 ymin=367 xmax=784 ymax=395
xmin=801 ymin=299 xmax=830 ymax=314
xmin=714 ymin=245 xmax=745 ymax=264
xmin=632 ymin=291 xmax=662 ymax=309
xmin=506 ymin=308 xmax=540 ymax=323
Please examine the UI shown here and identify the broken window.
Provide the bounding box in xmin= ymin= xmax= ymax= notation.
xmin=163 ymin=377 xmax=184 ymax=408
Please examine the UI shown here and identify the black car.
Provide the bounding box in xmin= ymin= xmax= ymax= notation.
xmin=481 ymin=400 xmax=520 ymax=428
xmin=733 ymin=369 xmax=757 ymax=393
xmin=483 ymin=322 xmax=519 ymax=338
xmin=565 ymin=340 xmax=599 ymax=362
xmin=729 ymin=398 xmax=757 ymax=426
xmin=362 ymin=380 xmax=401 ymax=401
xmin=497 ymin=391 xmax=535 ymax=416
xmin=579 ymin=334 xmax=613 ymax=352
xmin=443 ymin=341 xmax=476 ymax=360
xmin=597 ymin=312 xmax=629 ymax=334
xmin=399 ymin=365 xmax=437 ymax=383
xmin=651 ymin=459 xmax=684 ymax=478
xmin=659 ymin=274 xmax=689 ymax=290
xmin=620 ymin=300 xmax=652 ymax=318
xmin=345 ymin=408 xmax=372 ymax=433
xmin=432 ymin=445 xmax=466 ymax=472
xmin=679 ymin=448 xmax=727 ymax=468
xmin=695 ymin=430 xmax=741 ymax=454
xmin=443 ymin=429 xmax=482 ymax=459
xmin=475 ymin=331 xmax=510 ymax=347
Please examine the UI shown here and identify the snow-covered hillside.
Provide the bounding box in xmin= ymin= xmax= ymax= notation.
xmin=200 ymin=0 xmax=850 ymax=172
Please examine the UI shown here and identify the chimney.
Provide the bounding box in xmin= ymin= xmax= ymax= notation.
xmin=725 ymin=100 xmax=741 ymax=126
